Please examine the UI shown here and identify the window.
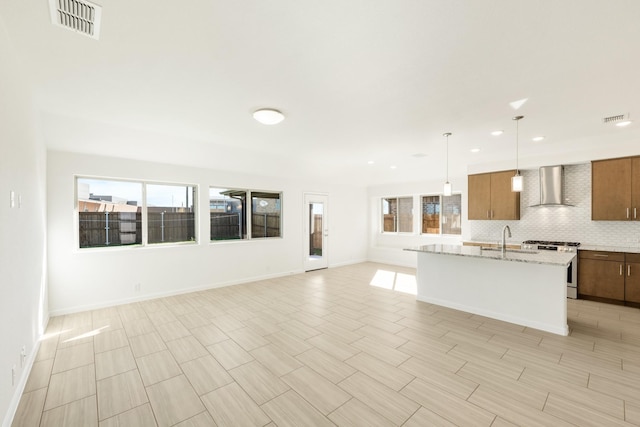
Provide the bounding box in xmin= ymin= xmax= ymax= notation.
xmin=382 ymin=196 xmax=413 ymax=233
xmin=147 ymin=184 xmax=196 ymax=244
xmin=251 ymin=192 xmax=282 ymax=238
xmin=421 ymin=194 xmax=462 ymax=235
xmin=210 ymin=188 xmax=282 ymax=241
xmin=77 ymin=178 xmax=143 ymax=248
xmin=76 ymin=177 xmax=197 ymax=248
xmin=422 ymin=196 xmax=440 ymax=234
xmin=442 ymin=194 xmax=462 ymax=235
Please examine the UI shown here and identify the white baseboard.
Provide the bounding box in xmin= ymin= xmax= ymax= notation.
xmin=2 ymin=335 xmax=43 ymax=427
xmin=49 ymin=269 xmax=305 ymax=316
xmin=329 ymin=258 xmax=368 ymax=268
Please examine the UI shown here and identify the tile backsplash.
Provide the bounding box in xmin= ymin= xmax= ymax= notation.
xmin=470 ymin=163 xmax=640 ymax=247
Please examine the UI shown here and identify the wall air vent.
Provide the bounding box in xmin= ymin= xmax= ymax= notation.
xmin=602 ymin=114 xmax=625 ymax=124
xmin=48 ymin=0 xmax=102 ymax=40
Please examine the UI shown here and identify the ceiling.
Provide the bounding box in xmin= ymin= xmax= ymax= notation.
xmin=2 ymin=0 xmax=639 ymax=186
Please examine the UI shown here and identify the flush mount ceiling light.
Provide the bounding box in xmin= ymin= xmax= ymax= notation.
xmin=532 ymin=136 xmax=545 ymax=142
xmin=48 ymin=0 xmax=102 ymax=40
xmin=491 ymin=130 xmax=504 ymax=136
xmin=253 ymin=109 xmax=285 ymax=125
xmin=443 ymin=132 xmax=453 ymax=196
xmin=512 ymin=116 xmax=524 ymax=192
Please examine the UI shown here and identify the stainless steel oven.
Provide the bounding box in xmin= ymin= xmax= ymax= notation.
xmin=522 ymin=240 xmax=580 ymax=299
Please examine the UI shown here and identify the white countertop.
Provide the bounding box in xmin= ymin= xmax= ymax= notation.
xmin=579 ymin=245 xmax=640 ymax=254
xmin=405 ymin=244 xmax=576 ymax=267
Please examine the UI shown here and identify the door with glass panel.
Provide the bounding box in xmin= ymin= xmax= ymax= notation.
xmin=304 ymin=193 xmax=328 ymax=271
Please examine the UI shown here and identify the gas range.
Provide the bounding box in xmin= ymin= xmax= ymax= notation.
xmin=522 ymin=240 xmax=580 ymax=299
xmin=522 ymin=240 xmax=581 ymax=253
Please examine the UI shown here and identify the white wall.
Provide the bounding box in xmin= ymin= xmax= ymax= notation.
xmin=367 ymin=174 xmax=469 ymax=267
xmin=0 ymin=17 xmax=48 ymax=427
xmin=47 ymin=151 xmax=368 ymax=315
xmin=366 ymin=163 xmax=640 ymax=273
xmin=470 ymin=163 xmax=640 ymax=246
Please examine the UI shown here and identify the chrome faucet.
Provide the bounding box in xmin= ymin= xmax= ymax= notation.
xmin=502 ymin=225 xmax=512 ymax=254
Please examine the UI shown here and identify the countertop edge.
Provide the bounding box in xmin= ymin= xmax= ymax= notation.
xmin=405 ymin=245 xmax=575 ymax=267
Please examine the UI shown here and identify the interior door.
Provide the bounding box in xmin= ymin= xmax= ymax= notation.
xmin=304 ymin=193 xmax=328 ymax=271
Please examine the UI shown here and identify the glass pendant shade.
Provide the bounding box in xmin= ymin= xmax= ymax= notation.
xmin=443 ymin=181 xmax=452 ymax=196
xmin=511 ymin=173 xmax=523 ymax=192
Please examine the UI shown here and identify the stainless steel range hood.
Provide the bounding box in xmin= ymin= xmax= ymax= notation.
xmin=530 ymin=165 xmax=574 ymax=207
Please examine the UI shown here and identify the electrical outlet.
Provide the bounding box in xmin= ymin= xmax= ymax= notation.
xmin=11 ymin=365 xmax=16 ymax=386
xmin=134 ymin=283 xmax=141 ymax=292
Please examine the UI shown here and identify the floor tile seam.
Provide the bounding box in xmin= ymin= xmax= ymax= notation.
xmin=546 ymin=389 xmax=627 ymax=421
xmin=328 ymin=395 xmax=402 ymax=427
xmin=278 ymin=372 xmax=352 ymax=417
xmin=40 ymin=392 xmax=97 ymax=419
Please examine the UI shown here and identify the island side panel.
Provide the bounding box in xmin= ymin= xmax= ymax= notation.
xmin=416 ymin=252 xmax=569 ymax=336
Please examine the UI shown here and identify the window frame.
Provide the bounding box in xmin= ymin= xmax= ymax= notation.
xmin=209 ymin=187 xmax=283 ymax=243
xmin=381 ymin=195 xmax=414 ymax=234
xmin=420 ymin=192 xmax=462 ymax=236
xmin=75 ymin=176 xmax=199 ymax=250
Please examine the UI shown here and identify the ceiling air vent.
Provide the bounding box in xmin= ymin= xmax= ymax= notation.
xmin=602 ymin=114 xmax=625 ymax=124
xmin=48 ymin=0 xmax=102 ymax=40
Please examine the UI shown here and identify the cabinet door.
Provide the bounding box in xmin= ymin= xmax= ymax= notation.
xmin=592 ymin=158 xmax=632 ymax=220
xmin=626 ymin=253 xmax=640 ymax=303
xmin=468 ymin=173 xmax=491 ymax=220
xmin=632 ymin=157 xmax=640 ymax=220
xmin=490 ymin=170 xmax=520 ymax=220
xmin=578 ymin=258 xmax=625 ymax=300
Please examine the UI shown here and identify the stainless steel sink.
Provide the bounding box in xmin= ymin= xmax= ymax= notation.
xmin=480 ymin=247 xmax=539 ymax=254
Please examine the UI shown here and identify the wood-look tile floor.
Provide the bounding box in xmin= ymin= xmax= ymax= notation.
xmin=12 ymin=262 xmax=640 ymax=426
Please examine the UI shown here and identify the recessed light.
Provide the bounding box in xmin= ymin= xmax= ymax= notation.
xmin=412 ymin=153 xmax=427 ymax=158
xmin=470 ymin=148 xmax=481 ymax=153
xmin=491 ymin=130 xmax=503 ymax=136
xmin=390 ymin=165 xmax=397 ymax=169
xmin=253 ymin=109 xmax=285 ymax=125
xmin=616 ymin=120 xmax=632 ymax=127
xmin=532 ymin=136 xmax=545 ymax=141
xmin=367 ymin=160 xmax=375 ymax=165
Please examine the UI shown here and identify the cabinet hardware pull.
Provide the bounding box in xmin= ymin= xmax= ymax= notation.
xmin=635 ymin=207 xmax=637 ymax=219
xmin=627 ymin=208 xmax=630 ymax=219
xmin=620 ymin=264 xmax=623 ymax=275
xmin=594 ymin=254 xmax=608 ymax=257
xmin=629 ymin=265 xmax=631 ymax=276
xmin=487 ymin=210 xmax=490 ymax=219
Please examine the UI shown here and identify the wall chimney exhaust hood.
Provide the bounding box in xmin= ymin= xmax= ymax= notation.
xmin=530 ymin=165 xmax=574 ymax=207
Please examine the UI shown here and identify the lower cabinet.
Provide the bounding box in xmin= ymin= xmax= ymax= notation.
xmin=578 ymin=250 xmax=640 ymax=304
xmin=626 ymin=253 xmax=640 ymax=303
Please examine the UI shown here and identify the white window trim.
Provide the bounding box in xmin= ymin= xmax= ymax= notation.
xmin=75 ymin=175 xmax=199 ymax=250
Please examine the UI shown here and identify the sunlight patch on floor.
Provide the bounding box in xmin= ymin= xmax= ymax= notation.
xmin=61 ymin=325 xmax=109 ymax=344
xmin=370 ymin=269 xmax=417 ymax=295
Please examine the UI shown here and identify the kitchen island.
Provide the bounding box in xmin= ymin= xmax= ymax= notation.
xmin=405 ymin=244 xmax=576 ymax=336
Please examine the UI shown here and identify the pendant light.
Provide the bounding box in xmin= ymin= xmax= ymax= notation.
xmin=512 ymin=116 xmax=524 ymax=192
xmin=443 ymin=132 xmax=452 ymax=196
